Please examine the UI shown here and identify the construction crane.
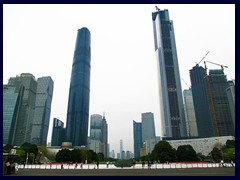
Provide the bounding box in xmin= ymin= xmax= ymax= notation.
xmin=181 ymin=77 xmax=190 ymax=89
xmin=196 ymin=51 xmax=210 ymax=65
xmin=205 ymin=60 xmax=228 ymax=71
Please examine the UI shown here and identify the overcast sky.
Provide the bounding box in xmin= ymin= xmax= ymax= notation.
xmin=3 ymin=4 xmax=235 ymax=154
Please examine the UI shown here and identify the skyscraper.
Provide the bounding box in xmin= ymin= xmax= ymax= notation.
xmin=3 ymin=85 xmax=24 ymax=145
xmin=65 ymin=27 xmax=91 ymax=146
xmin=226 ymin=80 xmax=235 ymax=130
xmin=89 ymin=114 xmax=108 ymax=157
xmin=152 ymin=9 xmax=186 ymax=138
xmin=6 ymin=73 xmax=38 ymax=145
xmin=120 ymin=139 xmax=123 ymax=159
xmin=31 ymin=76 xmax=54 ymax=145
xmin=208 ymin=69 xmax=234 ymax=136
xmin=141 ymin=112 xmax=156 ymax=143
xmin=51 ymin=118 xmax=65 ymax=146
xmin=183 ymin=89 xmax=198 ymax=137
xmin=190 ymin=65 xmax=214 ymax=137
xmin=133 ymin=120 xmax=142 ymax=158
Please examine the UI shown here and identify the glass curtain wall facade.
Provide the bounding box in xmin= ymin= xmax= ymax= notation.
xmin=3 ymin=85 xmax=24 ymax=145
xmin=66 ymin=27 xmax=91 ymax=146
xmin=183 ymin=89 xmax=198 ymax=137
xmin=133 ymin=120 xmax=142 ymax=158
xmin=31 ymin=77 xmax=54 ymax=145
xmin=152 ymin=9 xmax=186 ymax=138
xmin=208 ymin=70 xmax=234 ymax=136
xmin=51 ymin=118 xmax=65 ymax=146
xmin=141 ymin=112 xmax=156 ymax=143
xmin=7 ymin=73 xmax=37 ymax=145
xmin=190 ymin=65 xmax=214 ymax=137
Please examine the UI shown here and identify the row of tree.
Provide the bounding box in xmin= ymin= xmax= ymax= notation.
xmin=3 ymin=139 xmax=234 ymax=164
xmin=55 ymin=148 xmax=104 ymax=163
xmin=138 ymin=140 xmax=235 ymax=163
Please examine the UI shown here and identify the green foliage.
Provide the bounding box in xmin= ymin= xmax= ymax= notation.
xmin=97 ymin=152 xmax=104 ymax=162
xmin=70 ymin=149 xmax=82 ymax=162
xmin=87 ymin=150 xmax=97 ymax=163
xmin=114 ymin=160 xmax=132 ymax=167
xmin=3 ymin=144 xmax=13 ymax=153
xmin=151 ymin=141 xmax=176 ymax=162
xmin=211 ymin=147 xmax=222 ymax=162
xmin=55 ymin=149 xmax=71 ymax=162
xmin=223 ymin=148 xmax=235 ymax=162
xmin=176 ymin=145 xmax=198 ymax=162
xmin=225 ymin=140 xmax=235 ymax=148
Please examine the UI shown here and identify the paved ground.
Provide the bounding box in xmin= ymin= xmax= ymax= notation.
xmin=8 ymin=167 xmax=235 ymax=176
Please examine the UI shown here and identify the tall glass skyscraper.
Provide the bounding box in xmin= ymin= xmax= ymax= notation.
xmin=133 ymin=120 xmax=142 ymax=158
xmin=208 ymin=70 xmax=234 ymax=136
xmin=51 ymin=118 xmax=65 ymax=146
xmin=183 ymin=89 xmax=198 ymax=137
xmin=7 ymin=73 xmax=38 ymax=145
xmin=190 ymin=65 xmax=215 ymax=137
xmin=152 ymin=9 xmax=186 ymax=138
xmin=3 ymin=85 xmax=24 ymax=145
xmin=141 ymin=112 xmax=156 ymax=143
xmin=66 ymin=27 xmax=91 ymax=146
xmin=31 ymin=76 xmax=54 ymax=145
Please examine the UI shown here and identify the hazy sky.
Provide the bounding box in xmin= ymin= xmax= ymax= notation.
xmin=3 ymin=4 xmax=235 ymax=153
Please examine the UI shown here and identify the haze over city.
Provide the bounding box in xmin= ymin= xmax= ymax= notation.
xmin=3 ymin=4 xmax=235 ymax=153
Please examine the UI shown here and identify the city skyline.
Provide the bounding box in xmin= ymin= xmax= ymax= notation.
xmin=3 ymin=4 xmax=235 ymax=152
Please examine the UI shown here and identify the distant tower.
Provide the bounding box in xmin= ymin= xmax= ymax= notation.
xmin=152 ymin=9 xmax=186 ymax=138
xmin=51 ymin=118 xmax=65 ymax=146
xmin=183 ymin=89 xmax=198 ymax=137
xmin=120 ymin=139 xmax=123 ymax=159
xmin=226 ymin=80 xmax=235 ymax=130
xmin=31 ymin=76 xmax=54 ymax=145
xmin=133 ymin=120 xmax=142 ymax=158
xmin=65 ymin=27 xmax=91 ymax=146
xmin=141 ymin=112 xmax=156 ymax=143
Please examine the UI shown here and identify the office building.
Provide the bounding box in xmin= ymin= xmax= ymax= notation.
xmin=120 ymin=139 xmax=123 ymax=159
xmin=226 ymin=80 xmax=235 ymax=130
xmin=183 ymin=89 xmax=198 ymax=137
xmin=190 ymin=65 xmax=215 ymax=137
xmin=133 ymin=120 xmax=142 ymax=158
xmin=6 ymin=73 xmax=38 ymax=145
xmin=89 ymin=114 xmax=108 ymax=157
xmin=152 ymin=9 xmax=186 ymax=138
xmin=141 ymin=112 xmax=156 ymax=143
xmin=31 ymin=77 xmax=54 ymax=145
xmin=208 ymin=70 xmax=234 ymax=136
xmin=65 ymin=27 xmax=91 ymax=146
xmin=51 ymin=118 xmax=65 ymax=146
xmin=3 ymin=85 xmax=24 ymax=145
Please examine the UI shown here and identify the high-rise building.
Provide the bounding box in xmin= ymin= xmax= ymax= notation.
xmin=152 ymin=9 xmax=186 ymax=138
xmin=183 ymin=89 xmax=198 ymax=137
xmin=51 ymin=118 xmax=65 ymax=146
xmin=226 ymin=80 xmax=235 ymax=130
xmin=120 ymin=139 xmax=123 ymax=159
xmin=190 ymin=65 xmax=215 ymax=137
xmin=6 ymin=73 xmax=38 ymax=145
xmin=133 ymin=120 xmax=142 ymax=158
xmin=102 ymin=114 xmax=108 ymax=158
xmin=141 ymin=112 xmax=156 ymax=143
xmin=89 ymin=114 xmax=108 ymax=157
xmin=65 ymin=27 xmax=91 ymax=146
xmin=31 ymin=77 xmax=54 ymax=145
xmin=3 ymin=85 xmax=24 ymax=145
xmin=208 ymin=70 xmax=234 ymax=136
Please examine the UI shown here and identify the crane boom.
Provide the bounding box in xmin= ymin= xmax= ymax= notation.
xmin=198 ymin=51 xmax=210 ymax=65
xmin=205 ymin=60 xmax=228 ymax=70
